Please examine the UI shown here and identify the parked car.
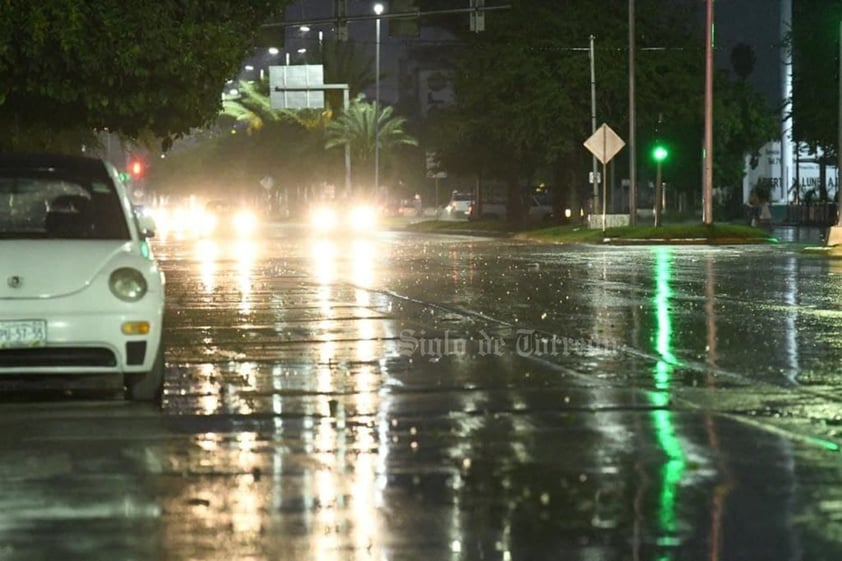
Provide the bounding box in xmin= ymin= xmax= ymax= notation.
xmin=468 ymin=194 xmax=555 ymax=222
xmin=445 ymin=191 xmax=474 ymax=218
xmin=0 ymin=153 xmax=166 ymax=401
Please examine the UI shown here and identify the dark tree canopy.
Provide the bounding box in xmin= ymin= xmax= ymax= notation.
xmin=730 ymin=43 xmax=757 ymax=80
xmin=790 ymin=0 xmax=842 ymax=159
xmin=427 ymin=0 xmax=776 ymax=217
xmin=0 ymin=0 xmax=290 ymax=151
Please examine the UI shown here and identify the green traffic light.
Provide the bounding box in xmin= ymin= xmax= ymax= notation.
xmin=653 ymin=145 xmax=669 ymax=162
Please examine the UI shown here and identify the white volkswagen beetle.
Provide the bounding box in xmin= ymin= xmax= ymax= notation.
xmin=0 ymin=154 xmax=165 ymax=401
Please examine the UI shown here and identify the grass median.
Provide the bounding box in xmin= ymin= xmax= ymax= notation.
xmin=404 ymin=219 xmax=777 ymax=244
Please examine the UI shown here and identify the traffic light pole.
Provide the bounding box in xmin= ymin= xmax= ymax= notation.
xmin=654 ymin=160 xmax=663 ymax=227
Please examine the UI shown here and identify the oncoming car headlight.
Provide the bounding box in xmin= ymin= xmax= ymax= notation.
xmin=109 ymin=267 xmax=148 ymax=302
xmin=349 ymin=205 xmax=377 ymax=231
xmin=310 ymin=206 xmax=337 ymax=232
xmin=232 ymin=210 xmax=257 ymax=236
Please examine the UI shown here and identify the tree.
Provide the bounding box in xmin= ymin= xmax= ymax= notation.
xmin=221 ymin=81 xmax=281 ymax=135
xmin=429 ymin=0 xmax=777 ymax=222
xmin=324 ymin=95 xmax=419 ymax=191
xmin=790 ymin=0 xmax=842 ymax=164
xmin=730 ymin=43 xmax=757 ymax=80
xmin=429 ymin=0 xmax=702 ymax=221
xmin=150 ymin=84 xmax=334 ymax=205
xmin=0 ymin=0 xmax=290 ymax=152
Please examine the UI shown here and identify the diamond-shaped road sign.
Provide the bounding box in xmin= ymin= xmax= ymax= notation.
xmin=584 ymin=123 xmax=626 ymax=165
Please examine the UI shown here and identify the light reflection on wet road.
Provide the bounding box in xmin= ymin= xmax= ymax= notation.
xmin=2 ymin=224 xmax=842 ymax=560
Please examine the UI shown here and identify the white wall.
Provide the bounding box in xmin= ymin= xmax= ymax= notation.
xmin=743 ymin=141 xmax=838 ymax=203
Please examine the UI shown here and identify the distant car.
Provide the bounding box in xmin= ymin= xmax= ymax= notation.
xmin=528 ymin=193 xmax=555 ymax=222
xmin=445 ymin=192 xmax=474 ymax=217
xmin=200 ymin=199 xmax=259 ymax=238
xmin=468 ymin=194 xmax=555 ymax=222
xmin=309 ymin=199 xmax=379 ymax=234
xmin=0 ymin=153 xmax=166 ymax=401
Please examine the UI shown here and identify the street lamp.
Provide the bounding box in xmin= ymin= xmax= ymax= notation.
xmin=374 ymin=2 xmax=384 ymax=196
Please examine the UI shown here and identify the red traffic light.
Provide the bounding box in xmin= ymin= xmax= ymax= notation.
xmin=129 ymin=160 xmax=144 ymax=177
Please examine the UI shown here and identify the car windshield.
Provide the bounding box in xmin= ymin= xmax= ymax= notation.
xmin=0 ymin=172 xmax=130 ymax=240
xmin=452 ymin=193 xmax=473 ymax=202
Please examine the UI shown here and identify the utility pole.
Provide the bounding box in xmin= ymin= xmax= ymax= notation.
xmin=628 ymin=0 xmax=637 ymax=225
xmin=837 ymin=19 xmax=842 ymax=227
xmin=829 ymin=19 xmax=842 ymax=244
xmin=702 ymin=0 xmax=714 ymax=224
xmin=374 ymin=3 xmax=383 ymax=198
xmin=590 ymin=35 xmax=599 ymax=214
xmin=334 ymin=0 xmax=348 ymax=41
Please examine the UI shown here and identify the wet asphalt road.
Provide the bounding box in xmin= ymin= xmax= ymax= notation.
xmin=2 ymin=223 xmax=842 ymax=560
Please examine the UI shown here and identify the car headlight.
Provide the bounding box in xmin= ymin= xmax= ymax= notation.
xmin=109 ymin=267 xmax=148 ymax=302
xmin=349 ymin=205 xmax=376 ymax=231
xmin=311 ymin=207 xmax=337 ymax=231
xmin=199 ymin=212 xmax=218 ymax=236
xmin=232 ymin=210 xmax=257 ymax=236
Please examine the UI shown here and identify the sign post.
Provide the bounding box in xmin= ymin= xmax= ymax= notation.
xmin=269 ymin=66 xmax=351 ymax=196
xmin=584 ymin=123 xmax=626 ymax=231
xmin=426 ymin=151 xmax=447 ymax=212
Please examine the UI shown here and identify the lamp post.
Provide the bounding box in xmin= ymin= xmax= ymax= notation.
xmin=374 ymin=2 xmax=384 ymax=197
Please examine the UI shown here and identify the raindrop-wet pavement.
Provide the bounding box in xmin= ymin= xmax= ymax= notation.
xmin=2 ymin=223 xmax=842 ymax=560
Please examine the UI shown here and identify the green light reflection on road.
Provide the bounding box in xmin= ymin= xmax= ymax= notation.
xmin=652 ymin=247 xmax=687 ymax=556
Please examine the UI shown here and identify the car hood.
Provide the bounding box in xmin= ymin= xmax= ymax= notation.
xmin=0 ymin=241 xmax=138 ymax=299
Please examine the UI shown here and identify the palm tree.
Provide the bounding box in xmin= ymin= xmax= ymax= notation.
xmin=220 ymin=80 xmax=280 ymax=135
xmin=222 ymin=78 xmax=334 ymax=133
xmin=324 ymin=94 xmax=418 ymax=170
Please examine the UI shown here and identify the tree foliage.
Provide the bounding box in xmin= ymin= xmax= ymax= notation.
xmin=151 ymin=89 xmax=418 ymax=200
xmin=430 ymin=0 xmax=777 ymax=218
xmin=790 ymin=0 xmax=842 ymax=160
xmin=325 ymin=95 xmax=418 ymax=162
xmin=0 ymin=0 xmax=290 ymax=152
xmin=324 ymin=95 xmax=419 ymax=191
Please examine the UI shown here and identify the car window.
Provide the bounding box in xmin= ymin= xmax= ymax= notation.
xmin=0 ymin=173 xmax=130 ymax=240
xmin=451 ymin=193 xmax=473 ymax=202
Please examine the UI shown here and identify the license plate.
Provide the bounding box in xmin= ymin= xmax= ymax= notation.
xmin=0 ymin=320 xmax=47 ymax=349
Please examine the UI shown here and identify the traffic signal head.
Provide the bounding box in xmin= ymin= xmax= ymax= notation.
xmin=652 ymin=144 xmax=669 ymax=163
xmin=129 ymin=160 xmax=144 ymax=178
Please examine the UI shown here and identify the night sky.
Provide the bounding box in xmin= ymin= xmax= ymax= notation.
xmin=280 ymin=0 xmax=786 ymax=105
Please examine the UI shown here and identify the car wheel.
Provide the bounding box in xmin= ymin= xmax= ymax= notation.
xmin=125 ymin=344 xmax=165 ymax=403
